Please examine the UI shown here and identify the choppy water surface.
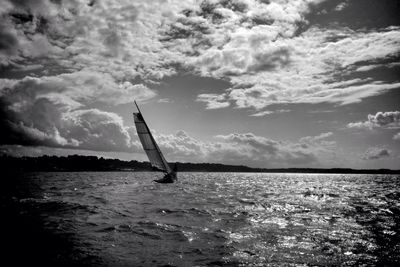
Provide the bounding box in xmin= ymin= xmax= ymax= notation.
xmin=1 ymin=172 xmax=399 ymax=266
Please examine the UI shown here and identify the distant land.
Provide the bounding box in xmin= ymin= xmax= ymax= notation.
xmin=1 ymin=155 xmax=399 ymax=174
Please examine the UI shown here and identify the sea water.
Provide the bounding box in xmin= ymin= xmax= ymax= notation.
xmin=1 ymin=172 xmax=399 ymax=266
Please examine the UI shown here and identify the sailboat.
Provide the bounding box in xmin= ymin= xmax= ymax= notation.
xmin=133 ymin=101 xmax=177 ymax=183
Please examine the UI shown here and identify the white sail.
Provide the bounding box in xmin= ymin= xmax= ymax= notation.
xmin=133 ymin=104 xmax=171 ymax=173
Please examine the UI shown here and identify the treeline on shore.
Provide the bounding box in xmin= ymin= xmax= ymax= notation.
xmin=1 ymin=155 xmax=399 ymax=174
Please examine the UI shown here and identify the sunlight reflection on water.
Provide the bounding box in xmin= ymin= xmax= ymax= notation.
xmin=3 ymin=172 xmax=399 ymax=266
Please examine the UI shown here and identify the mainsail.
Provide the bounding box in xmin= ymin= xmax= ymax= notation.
xmin=133 ymin=101 xmax=172 ymax=174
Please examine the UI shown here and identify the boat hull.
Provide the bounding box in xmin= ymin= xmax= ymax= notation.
xmin=154 ymin=172 xmax=177 ymax=183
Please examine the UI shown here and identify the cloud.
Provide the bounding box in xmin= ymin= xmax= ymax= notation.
xmin=157 ymin=1 xmax=400 ymax=110
xmin=250 ymin=109 xmax=291 ymax=117
xmin=355 ymin=62 xmax=400 ymax=72
xmin=168 ymin=3 xmax=400 ymax=110
xmin=362 ymin=147 xmax=391 ymax=160
xmin=223 ymin=80 xmax=400 ymax=111
xmin=0 ymin=0 xmax=192 ymax=155
xmin=192 ymin=23 xmax=400 ymax=109
xmin=162 ymin=0 xmax=332 ymax=82
xmin=347 ymin=111 xmax=400 ymax=129
xmin=60 ymin=109 xmax=139 ymax=152
xmin=0 ymin=20 xmax=18 ymax=54
xmin=0 ymin=0 xmax=65 ymax=67
xmin=299 ymin=132 xmax=333 ymax=143
xmin=2 ymin=0 xmax=399 ymax=113
xmin=155 ymin=130 xmax=206 ymax=161
xmin=0 ymin=99 xmax=138 ymax=152
xmin=196 ymin=93 xmax=230 ymax=109
xmin=157 ymin=98 xmax=174 ymax=103
xmin=152 ymin=130 xmax=336 ymax=167
xmin=334 ymin=1 xmax=348 ymax=11
xmin=0 ymin=72 xmax=148 ymax=152
xmin=0 ymin=0 xmax=198 ymax=79
xmin=214 ymin=132 xmax=318 ymax=165
xmin=0 ymin=0 xmax=398 ymax=166
xmin=0 ymin=70 xmax=156 ymax=106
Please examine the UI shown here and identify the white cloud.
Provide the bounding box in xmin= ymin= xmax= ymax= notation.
xmin=2 ymin=0 xmax=399 ymax=112
xmin=250 ymin=110 xmax=274 ymax=116
xmin=250 ymin=109 xmax=290 ymax=117
xmin=1 ymin=0 xmax=194 ymax=154
xmin=60 ymin=109 xmax=139 ymax=152
xmin=157 ymin=98 xmax=174 ymax=103
xmin=0 ymin=70 xmax=156 ymax=107
xmin=299 ymin=132 xmax=333 ymax=143
xmin=347 ymin=111 xmax=400 ymax=129
xmin=355 ymin=62 xmax=400 ymax=72
xmin=224 ymin=80 xmax=400 ymax=111
xmin=196 ymin=93 xmax=230 ymax=109
xmin=0 ymin=0 xmax=198 ymax=80
xmin=195 ymin=24 xmax=400 ymax=109
xmin=1 ymin=0 xmax=399 ymax=163
xmin=334 ymin=1 xmax=348 ymax=11
xmin=158 ymin=1 xmax=400 ymax=110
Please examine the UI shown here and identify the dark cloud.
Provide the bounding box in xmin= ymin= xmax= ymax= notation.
xmin=7 ymin=0 xmax=53 ymax=16
xmin=0 ymin=0 xmax=398 ymax=170
xmin=248 ymin=47 xmax=291 ymax=72
xmin=10 ymin=13 xmax=34 ymax=24
xmin=219 ymin=0 xmax=249 ymax=13
xmin=369 ymin=111 xmax=400 ymax=127
xmin=161 ymin=8 xmax=214 ymax=56
xmin=0 ymin=74 xmax=150 ymax=152
xmin=214 ymin=132 xmax=320 ymax=166
xmin=196 ymin=0 xmax=249 ymax=23
xmin=163 ymin=17 xmax=211 ymax=41
xmin=362 ymin=147 xmax=391 ymax=160
xmin=0 ymin=17 xmax=20 ymax=67
xmin=0 ymin=94 xmax=70 ymax=147
xmin=0 ymin=23 xmax=19 ymax=55
xmin=0 ymin=97 xmax=34 ymax=145
xmin=87 ymin=0 xmax=96 ymax=7
xmin=249 ymin=15 xmax=275 ymax=27
xmin=146 ymin=130 xmax=336 ymax=167
xmin=0 ymin=0 xmax=63 ymax=68
xmin=59 ymin=109 xmax=135 ymax=152
xmin=0 ymin=92 xmax=135 ymax=152
xmin=284 ymin=150 xmax=318 ymax=165
xmin=222 ymin=132 xmax=280 ymax=155
xmin=306 ymin=0 xmax=400 ymax=30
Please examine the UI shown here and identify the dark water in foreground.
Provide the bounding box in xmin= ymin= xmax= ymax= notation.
xmin=1 ymin=172 xmax=399 ymax=266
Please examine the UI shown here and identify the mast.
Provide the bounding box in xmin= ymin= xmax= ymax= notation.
xmin=134 ymin=100 xmax=142 ymax=114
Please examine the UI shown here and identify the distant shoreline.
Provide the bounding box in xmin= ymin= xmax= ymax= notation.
xmin=1 ymin=155 xmax=399 ymax=174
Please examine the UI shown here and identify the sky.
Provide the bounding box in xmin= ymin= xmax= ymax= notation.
xmin=0 ymin=0 xmax=399 ymax=169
